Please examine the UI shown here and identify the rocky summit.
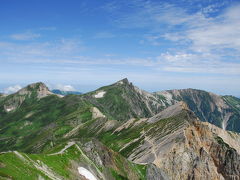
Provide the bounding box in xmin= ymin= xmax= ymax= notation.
xmin=0 ymin=79 xmax=240 ymax=180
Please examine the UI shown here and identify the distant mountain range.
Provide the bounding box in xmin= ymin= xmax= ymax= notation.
xmin=51 ymin=89 xmax=82 ymax=96
xmin=0 ymin=78 xmax=240 ymax=179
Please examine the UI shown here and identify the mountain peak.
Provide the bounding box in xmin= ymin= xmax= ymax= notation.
xmin=2 ymin=82 xmax=53 ymax=113
xmin=17 ymin=82 xmax=52 ymax=99
xmin=29 ymin=81 xmax=46 ymax=87
xmin=116 ymin=78 xmax=129 ymax=85
xmin=27 ymin=82 xmax=49 ymax=90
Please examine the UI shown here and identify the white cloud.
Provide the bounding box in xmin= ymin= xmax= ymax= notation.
xmin=4 ymin=85 xmax=22 ymax=94
xmin=159 ymin=4 xmax=240 ymax=54
xmin=106 ymin=1 xmax=240 ymax=55
xmin=101 ymin=1 xmax=240 ymax=75
xmin=187 ymin=7 xmax=240 ymax=53
xmin=55 ymin=84 xmax=76 ymax=91
xmin=0 ymin=38 xmax=84 ymax=61
xmin=10 ymin=32 xmax=40 ymax=40
xmin=1 ymin=1 xmax=240 ymax=78
xmin=156 ymin=52 xmax=240 ymax=75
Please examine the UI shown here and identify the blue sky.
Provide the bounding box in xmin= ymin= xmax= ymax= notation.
xmin=0 ymin=0 xmax=240 ymax=96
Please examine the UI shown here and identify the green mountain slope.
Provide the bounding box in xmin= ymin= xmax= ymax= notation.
xmin=0 ymin=140 xmax=146 ymax=180
xmin=0 ymin=83 xmax=94 ymax=153
xmin=81 ymin=78 xmax=164 ymax=121
xmin=1 ymin=80 xmax=240 ymax=179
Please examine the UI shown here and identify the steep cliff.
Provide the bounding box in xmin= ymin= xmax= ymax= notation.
xmin=154 ymin=89 xmax=240 ymax=132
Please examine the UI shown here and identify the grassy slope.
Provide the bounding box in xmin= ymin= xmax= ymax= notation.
xmin=222 ymin=96 xmax=240 ymax=132
xmin=0 ymin=87 xmax=147 ymax=179
xmin=0 ymin=145 xmax=81 ymax=180
xmin=0 ymin=141 xmax=146 ymax=180
xmin=81 ymin=80 xmax=159 ymax=121
xmin=98 ymin=111 xmax=189 ymax=157
xmin=0 ymin=94 xmax=94 ymax=153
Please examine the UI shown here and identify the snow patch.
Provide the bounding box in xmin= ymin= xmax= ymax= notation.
xmin=94 ymin=91 xmax=106 ymax=98
xmin=4 ymin=85 xmax=22 ymax=94
xmin=78 ymin=167 xmax=97 ymax=180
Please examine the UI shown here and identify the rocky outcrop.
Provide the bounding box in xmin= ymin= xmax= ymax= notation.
xmin=1 ymin=82 xmax=53 ymax=112
xmin=146 ymin=164 xmax=169 ymax=180
xmin=91 ymin=107 xmax=106 ymax=119
xmin=148 ymin=101 xmax=189 ymax=123
xmin=17 ymin=82 xmax=53 ymax=99
xmin=123 ymin=105 xmax=240 ymax=180
xmin=105 ymin=101 xmax=240 ymax=179
xmin=154 ymin=89 xmax=240 ymax=132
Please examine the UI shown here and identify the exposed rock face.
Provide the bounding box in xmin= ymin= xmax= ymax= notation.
xmin=123 ymin=105 xmax=240 ymax=180
xmin=146 ymin=164 xmax=169 ymax=180
xmin=105 ymin=101 xmax=240 ymax=179
xmin=148 ymin=101 xmax=189 ymax=123
xmin=154 ymin=89 xmax=240 ymax=132
xmin=1 ymin=79 xmax=240 ymax=180
xmin=80 ymin=140 xmax=143 ymax=180
xmin=18 ymin=82 xmax=53 ymax=99
xmin=91 ymin=107 xmax=106 ymax=119
xmin=1 ymin=82 xmax=53 ymax=112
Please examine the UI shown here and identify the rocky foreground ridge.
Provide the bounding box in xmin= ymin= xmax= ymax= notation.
xmin=0 ymin=79 xmax=240 ymax=179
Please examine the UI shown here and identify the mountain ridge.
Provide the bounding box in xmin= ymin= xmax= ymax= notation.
xmin=1 ymin=79 xmax=240 ymax=131
xmin=0 ymin=79 xmax=240 ymax=179
xmin=154 ymin=88 xmax=240 ymax=132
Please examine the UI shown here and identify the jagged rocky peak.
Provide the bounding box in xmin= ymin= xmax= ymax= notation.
xmin=115 ymin=78 xmax=130 ymax=85
xmin=115 ymin=78 xmax=153 ymax=97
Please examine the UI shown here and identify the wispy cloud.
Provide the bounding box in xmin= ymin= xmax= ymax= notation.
xmin=4 ymin=85 xmax=22 ymax=94
xmin=10 ymin=31 xmax=41 ymax=40
xmin=1 ymin=38 xmax=239 ymax=75
xmin=103 ymin=1 xmax=240 ymax=52
xmin=54 ymin=84 xmax=76 ymax=91
xmin=101 ymin=0 xmax=240 ymax=75
xmin=0 ymin=38 xmax=84 ymax=61
xmin=1 ymin=1 xmax=240 ymax=79
xmin=156 ymin=52 xmax=240 ymax=75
